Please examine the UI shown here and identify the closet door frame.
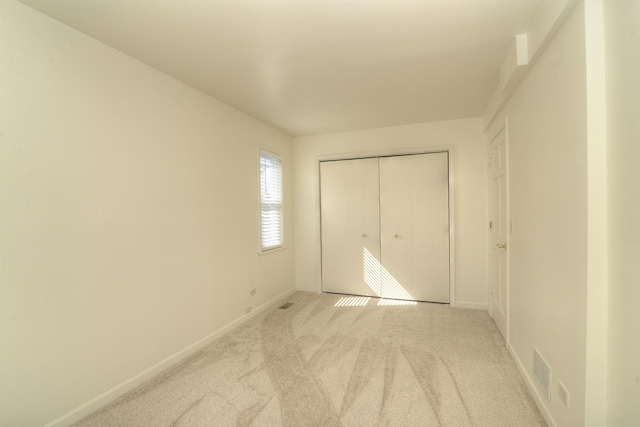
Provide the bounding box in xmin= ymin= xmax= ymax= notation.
xmin=316 ymin=146 xmax=456 ymax=306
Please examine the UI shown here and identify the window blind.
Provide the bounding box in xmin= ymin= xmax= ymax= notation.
xmin=260 ymin=151 xmax=283 ymax=251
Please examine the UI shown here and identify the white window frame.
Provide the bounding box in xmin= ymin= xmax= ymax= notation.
xmin=259 ymin=148 xmax=284 ymax=254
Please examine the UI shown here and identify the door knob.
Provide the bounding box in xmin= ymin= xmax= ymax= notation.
xmin=497 ymin=243 xmax=507 ymax=250
xmin=362 ymin=233 xmax=368 ymax=238
xmin=394 ymin=234 xmax=399 ymax=239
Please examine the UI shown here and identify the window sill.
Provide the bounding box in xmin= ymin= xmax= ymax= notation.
xmin=258 ymin=245 xmax=286 ymax=256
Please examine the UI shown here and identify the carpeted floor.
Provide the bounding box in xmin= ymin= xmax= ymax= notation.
xmin=75 ymin=292 xmax=546 ymax=426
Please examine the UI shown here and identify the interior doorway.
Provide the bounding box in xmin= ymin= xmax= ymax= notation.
xmin=489 ymin=128 xmax=508 ymax=339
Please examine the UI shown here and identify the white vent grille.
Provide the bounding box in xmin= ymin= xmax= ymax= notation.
xmin=533 ymin=347 xmax=551 ymax=401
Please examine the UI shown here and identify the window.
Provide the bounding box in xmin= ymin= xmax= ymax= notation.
xmin=259 ymin=150 xmax=283 ymax=251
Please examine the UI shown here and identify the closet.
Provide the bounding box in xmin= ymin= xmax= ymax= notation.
xmin=320 ymin=152 xmax=450 ymax=303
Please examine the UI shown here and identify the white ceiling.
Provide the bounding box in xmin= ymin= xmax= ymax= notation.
xmin=18 ymin=0 xmax=542 ymax=136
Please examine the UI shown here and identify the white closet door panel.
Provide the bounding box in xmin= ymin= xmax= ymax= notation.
xmin=379 ymin=153 xmax=449 ymax=303
xmin=320 ymin=159 xmax=381 ymax=297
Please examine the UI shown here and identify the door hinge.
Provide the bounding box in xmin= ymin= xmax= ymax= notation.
xmin=489 ymin=221 xmax=493 ymax=229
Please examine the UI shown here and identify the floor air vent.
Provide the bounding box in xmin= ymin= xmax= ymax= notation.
xmin=533 ymin=347 xmax=551 ymax=401
xmin=279 ymin=302 xmax=294 ymax=309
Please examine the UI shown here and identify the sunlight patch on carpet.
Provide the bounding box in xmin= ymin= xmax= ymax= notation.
xmin=334 ymin=296 xmax=371 ymax=307
xmin=377 ymin=299 xmax=417 ymax=306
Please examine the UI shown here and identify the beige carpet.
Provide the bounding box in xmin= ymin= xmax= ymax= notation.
xmin=75 ymin=292 xmax=546 ymax=426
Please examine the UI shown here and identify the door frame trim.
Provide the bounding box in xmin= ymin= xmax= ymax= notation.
xmin=315 ymin=145 xmax=456 ymax=306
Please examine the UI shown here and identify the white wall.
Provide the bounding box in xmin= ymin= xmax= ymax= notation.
xmin=0 ymin=1 xmax=294 ymax=426
xmin=293 ymin=118 xmax=488 ymax=308
xmin=605 ymin=0 xmax=640 ymax=425
xmin=486 ymin=3 xmax=589 ymax=426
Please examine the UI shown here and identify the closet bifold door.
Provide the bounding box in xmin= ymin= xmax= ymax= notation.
xmin=320 ymin=158 xmax=381 ymax=297
xmin=379 ymin=153 xmax=450 ymax=303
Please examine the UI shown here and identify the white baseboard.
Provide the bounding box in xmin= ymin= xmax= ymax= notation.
xmin=44 ymin=287 xmax=297 ymax=427
xmin=454 ymin=300 xmax=488 ymax=310
xmin=507 ymin=343 xmax=557 ymax=427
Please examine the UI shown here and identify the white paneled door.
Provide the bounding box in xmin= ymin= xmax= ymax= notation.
xmin=379 ymin=153 xmax=449 ymax=302
xmin=320 ymin=152 xmax=450 ymax=303
xmin=490 ymin=130 xmax=508 ymax=338
xmin=320 ymin=158 xmax=381 ymax=297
